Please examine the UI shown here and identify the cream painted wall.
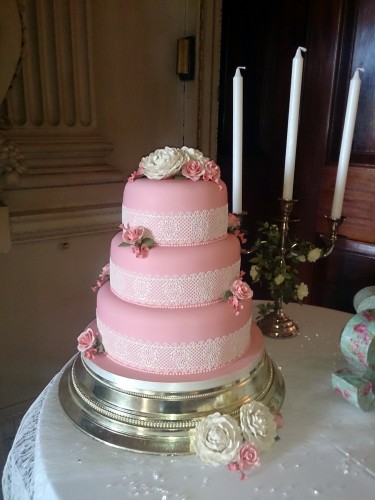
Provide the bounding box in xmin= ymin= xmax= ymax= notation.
xmin=1 ymin=0 xmax=204 ymax=414
xmin=91 ymin=0 xmax=200 ymax=174
xmin=0 ymin=231 xmax=115 ymax=408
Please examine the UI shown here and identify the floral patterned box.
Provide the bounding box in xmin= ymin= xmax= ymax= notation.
xmin=332 ymin=368 xmax=374 ymax=411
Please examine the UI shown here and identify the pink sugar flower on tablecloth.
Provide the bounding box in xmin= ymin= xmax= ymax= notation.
xmin=274 ymin=412 xmax=283 ymax=429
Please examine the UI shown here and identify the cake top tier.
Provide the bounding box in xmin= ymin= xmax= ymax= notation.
xmin=122 ymin=147 xmax=230 ymax=246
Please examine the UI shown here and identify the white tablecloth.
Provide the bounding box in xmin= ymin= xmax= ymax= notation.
xmin=3 ymin=303 xmax=375 ymax=499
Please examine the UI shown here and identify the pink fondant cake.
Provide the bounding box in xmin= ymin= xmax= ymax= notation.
xmin=69 ymin=147 xmax=285 ymax=471
xmin=79 ymin=146 xmax=259 ymax=378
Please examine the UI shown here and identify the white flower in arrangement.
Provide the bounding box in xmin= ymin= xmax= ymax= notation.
xmin=240 ymin=401 xmax=277 ymax=452
xmin=250 ymin=265 xmax=259 ymax=281
xmin=307 ymin=247 xmax=322 ymax=262
xmin=140 ymin=147 xmax=189 ymax=180
xmin=274 ymin=274 xmax=285 ymax=285
xmin=296 ymin=255 xmax=306 ymax=262
xmin=192 ymin=412 xmax=242 ymax=466
xmin=296 ymin=282 xmax=309 ymax=301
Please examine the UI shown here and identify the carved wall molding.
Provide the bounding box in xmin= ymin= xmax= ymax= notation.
xmin=1 ymin=0 xmax=123 ymax=246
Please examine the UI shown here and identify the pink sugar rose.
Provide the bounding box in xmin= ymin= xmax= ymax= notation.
xmin=77 ymin=328 xmax=97 ymax=352
xmin=84 ymin=347 xmax=98 ymax=360
xmin=274 ymin=412 xmax=283 ymax=429
xmin=127 ymin=165 xmax=144 ymax=182
xmin=182 ymin=159 xmax=205 ymax=181
xmin=122 ymin=224 xmax=145 ymax=245
xmin=228 ymin=213 xmax=240 ymax=228
xmin=203 ymin=160 xmax=221 ymax=182
xmin=238 ymin=443 xmax=261 ymax=470
xmin=132 ymin=245 xmax=149 ymax=258
xmin=230 ymin=279 xmax=253 ymax=301
xmin=228 ymin=295 xmax=243 ymax=316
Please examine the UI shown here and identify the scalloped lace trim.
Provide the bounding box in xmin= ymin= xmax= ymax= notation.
xmin=122 ymin=204 xmax=228 ymax=246
xmin=110 ymin=259 xmax=240 ymax=307
xmin=97 ymin=317 xmax=251 ymax=375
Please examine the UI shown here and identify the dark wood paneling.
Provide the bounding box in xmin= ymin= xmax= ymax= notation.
xmin=218 ymin=0 xmax=375 ymax=312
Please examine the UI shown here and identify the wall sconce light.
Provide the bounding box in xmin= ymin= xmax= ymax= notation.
xmin=176 ymin=36 xmax=195 ymax=81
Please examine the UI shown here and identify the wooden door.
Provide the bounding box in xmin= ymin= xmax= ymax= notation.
xmin=217 ymin=0 xmax=375 ymax=312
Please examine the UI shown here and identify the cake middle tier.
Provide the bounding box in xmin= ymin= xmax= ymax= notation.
xmin=96 ymin=282 xmax=253 ymax=375
xmin=110 ymin=233 xmax=241 ymax=307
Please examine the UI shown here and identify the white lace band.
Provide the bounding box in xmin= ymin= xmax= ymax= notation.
xmin=122 ymin=204 xmax=229 ymax=246
xmin=110 ymin=260 xmax=241 ymax=308
xmin=97 ymin=317 xmax=251 ymax=375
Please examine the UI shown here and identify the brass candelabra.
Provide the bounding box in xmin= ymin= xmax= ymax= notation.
xmin=240 ymin=200 xmax=345 ymax=339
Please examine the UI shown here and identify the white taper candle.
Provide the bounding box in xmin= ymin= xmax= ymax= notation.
xmin=331 ymin=68 xmax=363 ymax=219
xmin=232 ymin=66 xmax=245 ymax=213
xmin=282 ymin=47 xmax=307 ymax=200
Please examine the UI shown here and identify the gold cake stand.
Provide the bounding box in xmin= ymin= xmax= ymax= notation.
xmin=59 ymin=348 xmax=285 ymax=455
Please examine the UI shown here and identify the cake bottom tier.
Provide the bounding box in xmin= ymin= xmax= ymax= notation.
xmin=59 ymin=324 xmax=285 ymax=455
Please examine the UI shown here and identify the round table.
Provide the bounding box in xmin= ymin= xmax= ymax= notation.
xmin=3 ymin=303 xmax=375 ymax=499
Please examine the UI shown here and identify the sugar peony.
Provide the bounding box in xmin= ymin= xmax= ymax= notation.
xmin=140 ymin=147 xmax=188 ymax=179
xmin=240 ymin=401 xmax=278 ymax=452
xmin=193 ymin=412 xmax=242 ymax=466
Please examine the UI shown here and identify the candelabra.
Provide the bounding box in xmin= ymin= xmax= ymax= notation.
xmin=240 ymin=200 xmax=345 ymax=339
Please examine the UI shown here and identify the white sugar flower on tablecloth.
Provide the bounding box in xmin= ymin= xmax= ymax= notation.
xmin=192 ymin=412 xmax=242 ymax=466
xmin=240 ymin=401 xmax=277 ymax=451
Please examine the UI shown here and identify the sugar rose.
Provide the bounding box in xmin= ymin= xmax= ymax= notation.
xmin=182 ymin=160 xmax=205 ymax=181
xmin=240 ymin=402 xmax=277 ymax=451
xmin=230 ymin=279 xmax=253 ymax=301
xmin=181 ymin=146 xmax=205 ymax=161
xmin=77 ymin=328 xmax=97 ymax=352
xmin=122 ymin=225 xmax=144 ymax=245
xmin=193 ymin=412 xmax=242 ymax=466
xmin=140 ymin=147 xmax=189 ymax=180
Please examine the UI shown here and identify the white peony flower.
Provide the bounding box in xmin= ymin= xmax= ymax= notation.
xmin=274 ymin=274 xmax=285 ymax=285
xmin=250 ymin=265 xmax=259 ymax=281
xmin=180 ymin=146 xmax=206 ymax=162
xmin=192 ymin=412 xmax=243 ymax=466
xmin=296 ymin=282 xmax=309 ymax=300
xmin=140 ymin=147 xmax=189 ymax=180
xmin=307 ymin=247 xmax=322 ymax=262
xmin=240 ymin=401 xmax=277 ymax=451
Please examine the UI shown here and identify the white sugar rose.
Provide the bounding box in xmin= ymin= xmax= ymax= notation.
xmin=140 ymin=147 xmax=189 ymax=180
xmin=180 ymin=146 xmax=206 ymax=162
xmin=240 ymin=402 xmax=277 ymax=451
xmin=193 ymin=412 xmax=242 ymax=466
